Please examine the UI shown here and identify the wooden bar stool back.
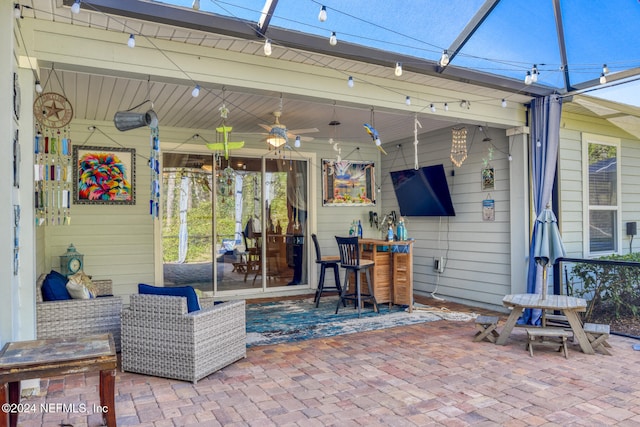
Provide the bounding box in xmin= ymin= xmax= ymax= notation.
xmin=335 ymin=236 xmax=378 ymax=317
xmin=312 ymin=234 xmax=343 ymax=307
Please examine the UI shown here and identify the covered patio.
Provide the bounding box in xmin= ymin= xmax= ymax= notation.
xmin=14 ymin=298 xmax=640 ymax=426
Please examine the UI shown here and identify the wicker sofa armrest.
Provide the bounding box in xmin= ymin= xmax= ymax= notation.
xmin=121 ymin=295 xmax=246 ymax=383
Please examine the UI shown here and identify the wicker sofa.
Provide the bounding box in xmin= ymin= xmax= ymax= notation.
xmin=121 ymin=294 xmax=246 ymax=383
xmin=36 ymin=274 xmax=123 ymax=351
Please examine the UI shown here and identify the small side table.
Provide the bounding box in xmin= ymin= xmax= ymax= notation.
xmin=0 ymin=333 xmax=117 ymax=427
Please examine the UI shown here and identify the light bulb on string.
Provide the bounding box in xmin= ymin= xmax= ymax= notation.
xmin=264 ymin=38 xmax=272 ymax=56
xmin=35 ymin=80 xmax=43 ymax=93
xmin=531 ymin=65 xmax=539 ymax=83
xmin=127 ymin=34 xmax=136 ymax=48
xmin=508 ymin=154 xmax=513 ymax=161
xmin=192 ymin=0 xmax=200 ymax=10
xmin=394 ymin=62 xmax=403 ymax=77
xmin=70 ymin=0 xmax=81 ymax=14
xmin=14 ymin=4 xmax=21 ymax=19
xmin=439 ymin=50 xmax=449 ymax=67
xmin=347 ymin=76 xmax=354 ymax=88
xmin=524 ymin=71 xmax=532 ymax=85
xmin=430 ymin=104 xmax=436 ymax=113
xmin=602 ymin=64 xmax=609 ymax=75
xmin=405 ymin=96 xmax=411 ymax=106
xmin=444 ymin=103 xmax=449 ymax=111
xmin=501 ymin=99 xmax=507 ymax=108
xmin=600 ymin=73 xmax=607 ymax=84
xmin=294 ymin=136 xmax=301 ymax=148
xmin=329 ymin=32 xmax=337 ymax=46
xmin=191 ymin=85 xmax=200 ymax=97
xmin=318 ymin=5 xmax=327 ymax=22
xmin=375 ymin=138 xmax=381 ymax=146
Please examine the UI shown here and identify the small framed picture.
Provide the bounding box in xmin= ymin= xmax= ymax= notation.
xmin=483 ymin=199 xmax=495 ymax=221
xmin=482 ymin=167 xmax=495 ymax=190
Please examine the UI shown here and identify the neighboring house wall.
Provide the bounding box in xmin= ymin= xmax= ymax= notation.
xmin=380 ymin=126 xmax=514 ymax=310
xmin=558 ymin=110 xmax=640 ymax=259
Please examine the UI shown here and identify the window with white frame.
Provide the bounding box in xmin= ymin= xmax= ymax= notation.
xmin=582 ymin=134 xmax=621 ymax=255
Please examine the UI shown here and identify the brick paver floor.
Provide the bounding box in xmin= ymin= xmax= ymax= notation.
xmin=14 ymin=297 xmax=640 ymax=426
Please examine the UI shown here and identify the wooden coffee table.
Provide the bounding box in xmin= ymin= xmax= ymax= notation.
xmin=0 ymin=333 xmax=117 ymax=427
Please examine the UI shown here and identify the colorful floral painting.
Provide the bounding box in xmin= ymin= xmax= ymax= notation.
xmin=322 ymin=159 xmax=375 ymax=206
xmin=73 ymin=146 xmax=136 ymax=205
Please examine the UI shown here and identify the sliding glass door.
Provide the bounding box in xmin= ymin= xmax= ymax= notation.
xmin=162 ymin=152 xmax=308 ymax=295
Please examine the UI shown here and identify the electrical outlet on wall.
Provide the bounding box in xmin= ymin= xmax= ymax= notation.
xmin=434 ymin=256 xmax=445 ymax=273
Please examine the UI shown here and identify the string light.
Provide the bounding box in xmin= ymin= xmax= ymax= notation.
xmin=127 ymin=34 xmax=136 ymax=48
xmin=191 ymin=85 xmax=200 ymax=97
xmin=450 ymin=127 xmax=468 ymax=167
xmin=531 ymin=64 xmax=539 ymax=83
xmin=444 ymin=103 xmax=449 ymax=111
xmin=264 ymin=38 xmax=272 ymax=56
xmin=405 ymin=96 xmax=411 ymax=106
xmin=329 ymin=32 xmax=337 ymax=46
xmin=600 ymin=73 xmax=607 ymax=84
xmin=501 ymin=98 xmax=507 ymax=108
xmin=394 ymin=62 xmax=403 ymax=77
xmin=294 ymin=136 xmax=301 ymax=148
xmin=524 ymin=71 xmax=532 ymax=85
xmin=430 ymin=104 xmax=436 ymax=113
xmin=602 ymin=64 xmax=609 ymax=75
xmin=318 ymin=5 xmax=327 ymax=22
xmin=439 ymin=50 xmax=449 ymax=67
xmin=35 ymin=80 xmax=43 ymax=93
xmin=70 ymin=0 xmax=81 ymax=14
xmin=347 ymin=76 xmax=354 ymax=87
xmin=192 ymin=0 xmax=200 ymax=10
xmin=14 ymin=4 xmax=21 ymax=19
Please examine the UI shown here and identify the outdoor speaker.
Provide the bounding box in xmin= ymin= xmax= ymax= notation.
xmin=627 ymin=222 xmax=637 ymax=236
xmin=113 ymin=110 xmax=158 ymax=131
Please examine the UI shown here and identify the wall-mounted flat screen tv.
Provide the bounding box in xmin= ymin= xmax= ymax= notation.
xmin=390 ymin=164 xmax=455 ymax=216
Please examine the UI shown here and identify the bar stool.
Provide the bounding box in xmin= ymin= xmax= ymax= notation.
xmin=311 ymin=234 xmax=343 ymax=307
xmin=335 ymin=236 xmax=378 ymax=317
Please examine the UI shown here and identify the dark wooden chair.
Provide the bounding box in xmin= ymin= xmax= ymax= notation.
xmin=311 ymin=234 xmax=343 ymax=307
xmin=335 ymin=236 xmax=378 ymax=317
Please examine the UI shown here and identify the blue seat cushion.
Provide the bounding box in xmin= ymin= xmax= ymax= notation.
xmin=138 ymin=284 xmax=200 ymax=313
xmin=41 ymin=270 xmax=72 ymax=301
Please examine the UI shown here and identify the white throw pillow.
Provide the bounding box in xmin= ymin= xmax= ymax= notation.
xmin=66 ymin=281 xmax=92 ymax=299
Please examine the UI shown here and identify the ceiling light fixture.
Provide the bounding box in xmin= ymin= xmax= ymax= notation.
xmin=394 ymin=62 xmax=403 ymax=77
xmin=600 ymin=73 xmax=607 ymax=84
xmin=439 ymin=50 xmax=450 ymax=67
xmin=191 ymin=85 xmax=200 ymax=97
xmin=35 ymin=80 xmax=43 ymax=93
xmin=602 ymin=64 xmax=609 ymax=75
xmin=318 ymin=5 xmax=327 ymax=22
xmin=405 ymin=96 xmax=411 ymax=106
xmin=329 ymin=32 xmax=337 ymax=46
xmin=127 ymin=34 xmax=135 ymax=48
xmin=192 ymin=0 xmax=200 ymax=10
xmin=264 ymin=38 xmax=272 ymax=56
xmin=70 ymin=0 xmax=81 ymax=14
xmin=347 ymin=76 xmax=354 ymax=88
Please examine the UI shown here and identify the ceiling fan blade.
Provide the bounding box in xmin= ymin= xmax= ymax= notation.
xmin=288 ymin=127 xmax=319 ymax=134
xmin=299 ymin=135 xmax=314 ymax=142
xmin=258 ymin=123 xmax=273 ymax=132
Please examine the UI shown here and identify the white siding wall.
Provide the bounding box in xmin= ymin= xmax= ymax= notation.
xmin=380 ymin=126 xmax=513 ymax=309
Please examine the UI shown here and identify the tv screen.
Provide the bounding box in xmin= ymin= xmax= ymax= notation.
xmin=390 ymin=164 xmax=455 ymax=216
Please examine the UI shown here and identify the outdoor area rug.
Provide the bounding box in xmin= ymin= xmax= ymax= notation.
xmin=245 ymin=298 xmax=475 ymax=347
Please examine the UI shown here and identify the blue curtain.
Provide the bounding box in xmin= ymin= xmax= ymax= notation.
xmin=522 ymin=95 xmax=563 ymax=325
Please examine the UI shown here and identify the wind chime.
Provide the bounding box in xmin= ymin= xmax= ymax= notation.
xmin=149 ymin=121 xmax=160 ymax=218
xmin=33 ymin=66 xmax=74 ymax=226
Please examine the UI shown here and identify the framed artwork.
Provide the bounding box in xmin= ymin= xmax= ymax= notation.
xmin=482 ymin=198 xmax=495 ymax=221
xmin=322 ymin=159 xmax=375 ymax=206
xmin=482 ymin=167 xmax=495 ymax=190
xmin=73 ymin=145 xmax=136 ymax=205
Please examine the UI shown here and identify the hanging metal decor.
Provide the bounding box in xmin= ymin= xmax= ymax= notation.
xmin=450 ymin=126 xmax=468 ymax=167
xmin=149 ymin=125 xmax=161 ymax=218
xmin=33 ymin=91 xmax=74 ymax=226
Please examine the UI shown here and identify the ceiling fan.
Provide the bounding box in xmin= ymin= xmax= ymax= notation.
xmin=259 ymin=111 xmax=318 ymax=148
